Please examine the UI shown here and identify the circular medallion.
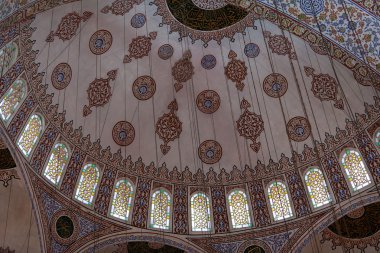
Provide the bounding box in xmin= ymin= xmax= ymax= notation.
xmin=198 ymin=140 xmax=222 ymax=164
xmin=196 ymin=90 xmax=220 ymax=114
xmin=286 ymin=117 xmax=311 ymax=142
xmin=300 ymin=0 xmax=324 ymax=15
xmin=158 ymin=44 xmax=174 ymax=60
xmin=56 ymin=216 xmax=74 ymax=239
xmin=263 ymin=73 xmax=288 ymax=98
xmin=51 ymin=63 xmax=72 ymax=90
xmin=244 ymin=245 xmax=266 ymax=253
xmin=131 ymin=13 xmax=146 ymax=28
xmin=51 ymin=210 xmax=79 ymax=245
xmin=89 ymin=30 xmax=112 ymax=55
xmin=201 ymin=54 xmax=217 ymax=69
xmin=244 ymin=43 xmax=260 ymax=58
xmin=132 ymin=76 xmax=156 ymax=100
xmin=347 ymin=207 xmax=365 ymax=219
xmin=112 ymin=121 xmax=135 ymax=146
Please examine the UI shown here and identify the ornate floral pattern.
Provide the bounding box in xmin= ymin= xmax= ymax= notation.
xmin=263 ymin=31 xmax=297 ymax=60
xmin=286 ymin=117 xmax=311 ymax=142
xmin=263 ymin=73 xmax=288 ymax=98
xmin=101 ymin=0 xmax=144 ymax=16
xmin=89 ymin=30 xmax=113 ymax=55
xmin=196 ymin=90 xmax=220 ymax=114
xmin=46 ymin=11 xmax=92 ymax=42
xmin=172 ymin=50 xmax=194 ymax=92
xmin=83 ymin=69 xmax=117 ymax=116
xmin=225 ymin=50 xmax=247 ymax=91
xmin=155 ymin=100 xmax=182 ymax=155
xmin=51 ymin=63 xmax=72 ymax=90
xmin=112 ymin=121 xmax=135 ymax=146
xmin=304 ymin=67 xmax=343 ymax=109
xmin=198 ymin=140 xmax=222 ymax=164
xmin=123 ymin=32 xmax=157 ymax=63
xmin=132 ymin=76 xmax=156 ymax=100
xmin=236 ymin=99 xmax=264 ymax=153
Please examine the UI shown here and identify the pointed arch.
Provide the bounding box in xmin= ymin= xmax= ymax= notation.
xmin=43 ymin=142 xmax=70 ymax=185
xmin=150 ymin=189 xmax=171 ymax=230
xmin=267 ymin=181 xmax=293 ymax=221
xmin=374 ymin=129 xmax=380 ymax=148
xmin=110 ymin=179 xmax=134 ymax=221
xmin=17 ymin=113 xmax=43 ymax=157
xmin=190 ymin=192 xmax=211 ymax=232
xmin=0 ymin=78 xmax=27 ymax=124
xmin=227 ymin=189 xmax=252 ymax=229
xmin=304 ymin=167 xmax=332 ymax=208
xmin=74 ymin=163 xmax=100 ymax=205
xmin=0 ymin=41 xmax=18 ymax=76
xmin=340 ymin=149 xmax=372 ymax=192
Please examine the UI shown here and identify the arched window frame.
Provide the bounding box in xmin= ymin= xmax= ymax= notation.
xmin=42 ymin=140 xmax=71 ymax=187
xmin=373 ymin=128 xmax=380 ymax=149
xmin=0 ymin=39 xmax=19 ymax=77
xmin=339 ymin=148 xmax=372 ymax=194
xmin=148 ymin=188 xmax=172 ymax=231
xmin=17 ymin=112 xmax=44 ymax=159
xmin=302 ymin=166 xmax=334 ymax=210
xmin=226 ymin=188 xmax=253 ymax=230
xmin=0 ymin=77 xmax=27 ymax=125
xmin=108 ymin=178 xmax=135 ymax=222
xmin=189 ymin=191 xmax=213 ymax=233
xmin=73 ymin=163 xmax=102 ymax=207
xmin=265 ymin=180 xmax=294 ymax=222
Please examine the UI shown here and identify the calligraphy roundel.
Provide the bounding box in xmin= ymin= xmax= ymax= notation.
xmin=198 ymin=140 xmax=222 ymax=164
xmin=158 ymin=44 xmax=174 ymax=60
xmin=132 ymin=76 xmax=156 ymax=100
xmin=263 ymin=73 xmax=288 ymax=98
xmin=112 ymin=121 xmax=135 ymax=146
xmin=286 ymin=116 xmax=311 ymax=142
xmin=89 ymin=30 xmax=113 ymax=55
xmin=51 ymin=63 xmax=72 ymax=90
xmin=196 ymin=90 xmax=220 ymax=114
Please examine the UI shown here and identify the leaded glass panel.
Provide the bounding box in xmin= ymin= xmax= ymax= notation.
xmin=150 ymin=189 xmax=171 ymax=229
xmin=0 ymin=78 xmax=26 ymax=123
xmin=341 ymin=149 xmax=371 ymax=191
xmin=375 ymin=129 xmax=380 ymax=148
xmin=228 ymin=190 xmax=252 ymax=228
xmin=74 ymin=164 xmax=100 ymax=205
xmin=43 ymin=143 xmax=69 ymax=185
xmin=0 ymin=41 xmax=18 ymax=76
xmin=191 ymin=192 xmax=211 ymax=232
xmin=17 ymin=114 xmax=43 ymax=157
xmin=110 ymin=179 xmax=133 ymax=221
xmin=268 ymin=181 xmax=293 ymax=221
xmin=305 ymin=167 xmax=332 ymax=208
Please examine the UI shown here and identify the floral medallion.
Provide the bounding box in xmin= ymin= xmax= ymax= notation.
xmin=51 ymin=210 xmax=79 ymax=245
xmin=304 ymin=67 xmax=344 ymax=110
xmin=156 ymin=100 xmax=182 ymax=155
xmin=353 ymin=66 xmax=380 ymax=90
xmin=89 ymin=30 xmax=113 ymax=55
xmin=286 ymin=116 xmax=311 ymax=142
xmin=225 ymin=50 xmax=247 ymax=91
xmin=172 ymin=50 xmax=194 ymax=92
xmin=132 ymin=75 xmax=156 ymax=100
xmin=300 ymin=0 xmax=324 ymax=16
xmin=263 ymin=31 xmax=297 ymax=60
xmin=192 ymin=0 xmax=227 ymax=10
xmin=101 ymin=0 xmax=144 ymax=16
xmin=46 ymin=11 xmax=92 ymax=42
xmin=236 ymin=99 xmax=264 ymax=153
xmin=123 ymin=32 xmax=157 ymax=63
xmin=263 ymin=73 xmax=288 ymax=98
xmin=198 ymin=140 xmax=222 ymax=164
xmin=83 ymin=69 xmax=117 ymax=117
xmin=51 ymin=63 xmax=72 ymax=90
xmin=244 ymin=43 xmax=260 ymax=58
xmin=158 ymin=44 xmax=174 ymax=60
xmin=346 ymin=207 xmax=365 ymax=219
xmin=196 ymin=90 xmax=220 ymax=114
xmin=201 ymin=54 xmax=217 ymax=70
xmin=131 ymin=13 xmax=146 ymax=28
xmin=112 ymin=121 xmax=135 ymax=146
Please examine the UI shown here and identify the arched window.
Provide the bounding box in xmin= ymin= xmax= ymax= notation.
xmin=341 ymin=149 xmax=371 ymax=191
xmin=43 ymin=143 xmax=69 ymax=185
xmin=150 ymin=189 xmax=171 ymax=229
xmin=375 ymin=129 xmax=380 ymax=148
xmin=190 ymin=192 xmax=211 ymax=232
xmin=268 ymin=181 xmax=293 ymax=221
xmin=228 ymin=190 xmax=252 ymax=229
xmin=0 ymin=78 xmax=27 ymax=123
xmin=304 ymin=167 xmax=332 ymax=208
xmin=17 ymin=114 xmax=43 ymax=157
xmin=110 ymin=179 xmax=134 ymax=221
xmin=74 ymin=164 xmax=100 ymax=205
xmin=0 ymin=41 xmax=18 ymax=76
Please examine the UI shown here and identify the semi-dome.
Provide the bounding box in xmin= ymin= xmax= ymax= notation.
xmin=0 ymin=0 xmax=380 ymax=252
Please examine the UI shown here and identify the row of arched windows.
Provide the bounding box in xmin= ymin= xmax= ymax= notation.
xmin=0 ymin=61 xmax=376 ymax=231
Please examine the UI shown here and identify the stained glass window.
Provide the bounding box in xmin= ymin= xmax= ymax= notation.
xmin=17 ymin=114 xmax=43 ymax=157
xmin=228 ymin=190 xmax=252 ymax=228
xmin=190 ymin=192 xmax=211 ymax=232
xmin=375 ymin=129 xmax=380 ymax=148
xmin=74 ymin=164 xmax=100 ymax=205
xmin=268 ymin=181 xmax=293 ymax=221
xmin=150 ymin=189 xmax=171 ymax=229
xmin=43 ymin=143 xmax=69 ymax=185
xmin=0 ymin=41 xmax=18 ymax=76
xmin=0 ymin=78 xmax=26 ymax=123
xmin=304 ymin=167 xmax=332 ymax=208
xmin=110 ymin=179 xmax=134 ymax=221
xmin=341 ymin=149 xmax=371 ymax=191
